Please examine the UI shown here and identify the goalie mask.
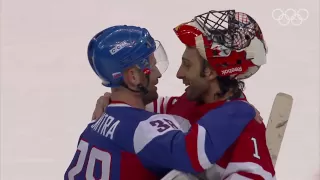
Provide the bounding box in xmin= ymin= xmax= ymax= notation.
xmin=173 ymin=10 xmax=268 ymax=79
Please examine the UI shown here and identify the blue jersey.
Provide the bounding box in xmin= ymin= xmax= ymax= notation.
xmin=64 ymin=101 xmax=255 ymax=180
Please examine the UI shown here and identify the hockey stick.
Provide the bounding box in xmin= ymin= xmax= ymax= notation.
xmin=266 ymin=92 xmax=293 ymax=166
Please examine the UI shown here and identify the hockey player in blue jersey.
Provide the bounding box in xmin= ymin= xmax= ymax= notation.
xmin=65 ymin=25 xmax=172 ymax=180
xmin=65 ymin=24 xmax=262 ymax=180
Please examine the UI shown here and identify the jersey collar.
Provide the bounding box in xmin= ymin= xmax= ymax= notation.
xmin=196 ymin=93 xmax=248 ymax=115
xmin=108 ymin=101 xmax=132 ymax=107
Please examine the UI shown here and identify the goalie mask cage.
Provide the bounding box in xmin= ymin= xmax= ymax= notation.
xmin=193 ymin=10 xmax=263 ymax=51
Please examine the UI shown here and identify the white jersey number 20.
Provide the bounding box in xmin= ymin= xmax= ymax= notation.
xmin=67 ymin=140 xmax=111 ymax=180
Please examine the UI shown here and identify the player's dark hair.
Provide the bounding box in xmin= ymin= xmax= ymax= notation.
xmin=215 ymin=76 xmax=245 ymax=99
xmin=201 ymin=59 xmax=245 ymax=100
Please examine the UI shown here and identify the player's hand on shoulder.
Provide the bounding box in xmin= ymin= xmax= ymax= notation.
xmin=249 ymin=103 xmax=263 ymax=124
xmin=92 ymin=92 xmax=111 ymax=120
xmin=241 ymin=101 xmax=263 ymax=124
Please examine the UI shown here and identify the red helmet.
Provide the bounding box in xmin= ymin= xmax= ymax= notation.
xmin=174 ymin=10 xmax=268 ymax=79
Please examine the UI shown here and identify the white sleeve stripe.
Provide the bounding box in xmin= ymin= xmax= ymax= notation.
xmin=163 ymin=97 xmax=170 ymax=114
xmin=197 ymin=125 xmax=212 ymax=169
xmin=223 ymin=162 xmax=276 ymax=180
xmin=145 ymin=96 xmax=176 ymax=113
xmin=156 ymin=97 xmax=162 ymax=113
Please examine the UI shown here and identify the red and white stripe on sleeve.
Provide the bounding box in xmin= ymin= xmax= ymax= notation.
xmin=223 ymin=162 xmax=276 ymax=180
xmin=219 ymin=121 xmax=276 ymax=180
xmin=184 ymin=124 xmax=212 ymax=172
xmin=145 ymin=96 xmax=178 ymax=114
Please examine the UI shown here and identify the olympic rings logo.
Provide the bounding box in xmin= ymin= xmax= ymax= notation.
xmin=272 ymin=8 xmax=309 ymax=26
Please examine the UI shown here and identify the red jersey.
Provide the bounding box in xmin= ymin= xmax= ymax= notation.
xmin=146 ymin=93 xmax=276 ymax=179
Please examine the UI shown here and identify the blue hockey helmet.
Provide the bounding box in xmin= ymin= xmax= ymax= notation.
xmin=88 ymin=25 xmax=168 ymax=87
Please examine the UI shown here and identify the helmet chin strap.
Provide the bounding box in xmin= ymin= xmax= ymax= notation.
xmin=121 ymin=74 xmax=150 ymax=95
xmin=136 ymin=73 xmax=150 ymax=95
xmin=137 ymin=83 xmax=149 ymax=94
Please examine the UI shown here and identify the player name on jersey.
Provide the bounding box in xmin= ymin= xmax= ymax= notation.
xmin=91 ymin=113 xmax=120 ymax=140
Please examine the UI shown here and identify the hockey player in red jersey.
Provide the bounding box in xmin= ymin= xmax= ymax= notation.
xmin=150 ymin=10 xmax=275 ymax=179
xmin=92 ymin=10 xmax=275 ymax=179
